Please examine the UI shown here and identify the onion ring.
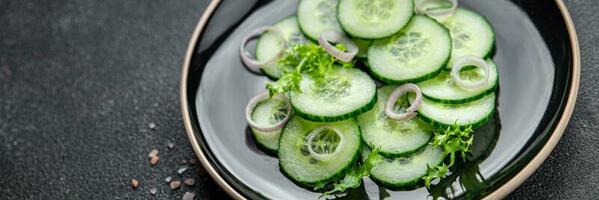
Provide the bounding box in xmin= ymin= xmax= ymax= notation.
xmin=318 ymin=30 xmax=359 ymax=62
xmin=239 ymin=26 xmax=286 ymax=73
xmin=451 ymin=55 xmax=490 ymax=90
xmin=306 ymin=126 xmax=345 ymax=161
xmin=245 ymin=92 xmax=292 ymax=133
xmin=385 ymin=83 xmax=423 ymax=121
xmin=415 ymin=0 xmax=458 ymax=19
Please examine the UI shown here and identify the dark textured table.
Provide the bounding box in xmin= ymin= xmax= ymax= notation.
xmin=0 ymin=0 xmax=596 ymax=199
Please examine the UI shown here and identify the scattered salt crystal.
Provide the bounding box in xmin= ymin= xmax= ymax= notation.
xmin=182 ymin=192 xmax=196 ymax=200
xmin=148 ymin=149 xmax=159 ymax=158
xmin=177 ymin=167 xmax=188 ymax=175
xmin=184 ymin=178 xmax=195 ymax=186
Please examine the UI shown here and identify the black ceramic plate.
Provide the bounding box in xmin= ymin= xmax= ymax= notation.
xmin=180 ymin=0 xmax=580 ymax=199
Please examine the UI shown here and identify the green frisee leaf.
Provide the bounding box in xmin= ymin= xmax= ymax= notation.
xmin=266 ymin=43 xmax=353 ymax=97
xmin=318 ymin=149 xmax=380 ymax=196
xmin=422 ymin=124 xmax=474 ymax=188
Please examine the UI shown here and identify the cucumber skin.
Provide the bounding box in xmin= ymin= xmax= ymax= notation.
xmin=417 ymin=107 xmax=496 ymax=129
xmin=336 ymin=0 xmax=415 ymax=40
xmin=277 ymin=120 xmax=364 ymax=186
xmin=296 ymin=20 xmax=320 ymax=43
xmin=365 ymin=49 xmax=448 ymax=85
xmin=369 ymin=173 xmax=424 ymax=189
xmin=255 ymin=17 xmax=287 ymax=80
xmin=368 ymin=150 xmax=447 ymax=189
xmin=422 ymin=79 xmax=499 ymax=104
xmin=250 ymin=130 xmax=278 ymax=156
xmin=292 ymin=90 xmax=378 ymax=122
xmin=278 ymin=150 xmax=360 ymax=188
xmin=480 ymin=14 xmax=496 ymax=60
xmin=295 ymin=1 xmax=313 ymax=41
xmin=366 ymin=60 xmax=445 ymax=85
xmin=260 ymin=68 xmax=281 ymax=81
xmin=365 ymin=135 xmax=432 ymax=158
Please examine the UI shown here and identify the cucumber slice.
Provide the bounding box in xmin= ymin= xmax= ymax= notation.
xmin=367 ymin=15 xmax=451 ymax=84
xmin=290 ymin=67 xmax=377 ymax=122
xmin=278 ymin=116 xmax=362 ymax=185
xmin=357 ymin=86 xmax=432 ymax=157
xmin=251 ymin=129 xmax=281 ymax=155
xmin=411 ymin=92 xmax=496 ymax=128
xmin=256 ymin=16 xmax=310 ymax=79
xmin=337 ymin=0 xmax=414 ymax=39
xmin=444 ymin=8 xmax=495 ymax=69
xmin=413 ymin=0 xmax=456 ymax=22
xmin=297 ymin=0 xmax=344 ymax=41
xmin=353 ymin=37 xmax=372 ymax=58
xmin=363 ymin=145 xmax=446 ymax=188
xmin=418 ymin=58 xmax=499 ymax=104
xmin=249 ymin=97 xmax=290 ymax=153
xmin=297 ymin=0 xmax=371 ymax=57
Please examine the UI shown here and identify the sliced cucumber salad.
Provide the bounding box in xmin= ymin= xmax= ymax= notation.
xmin=357 ymin=86 xmax=432 ymax=157
xmin=239 ymin=0 xmax=500 ymax=195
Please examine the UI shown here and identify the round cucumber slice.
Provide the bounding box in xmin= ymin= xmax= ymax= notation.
xmin=278 ymin=116 xmax=362 ymax=185
xmin=411 ymin=92 xmax=496 ymax=128
xmin=249 ymin=97 xmax=290 ymax=152
xmin=363 ymin=145 xmax=446 ymax=188
xmin=297 ymin=0 xmax=371 ymax=59
xmin=444 ymin=8 xmax=495 ymax=69
xmin=290 ymin=67 xmax=377 ymax=122
xmin=337 ymin=0 xmax=414 ymax=39
xmin=256 ymin=16 xmax=310 ymax=79
xmin=357 ymin=86 xmax=432 ymax=157
xmin=418 ymin=58 xmax=499 ymax=104
xmin=297 ymin=0 xmax=344 ymax=41
xmin=367 ymin=15 xmax=451 ymax=84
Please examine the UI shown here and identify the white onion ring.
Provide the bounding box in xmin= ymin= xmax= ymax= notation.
xmin=385 ymin=83 xmax=423 ymax=121
xmin=415 ymin=0 xmax=458 ymax=19
xmin=306 ymin=126 xmax=345 ymax=161
xmin=451 ymin=55 xmax=490 ymax=90
xmin=239 ymin=26 xmax=286 ymax=73
xmin=245 ymin=92 xmax=292 ymax=133
xmin=318 ymin=30 xmax=359 ymax=62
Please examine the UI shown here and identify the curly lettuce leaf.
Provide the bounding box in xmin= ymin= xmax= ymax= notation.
xmin=315 ymin=149 xmax=380 ymax=197
xmin=423 ymin=125 xmax=474 ymax=188
xmin=266 ymin=43 xmax=353 ymax=97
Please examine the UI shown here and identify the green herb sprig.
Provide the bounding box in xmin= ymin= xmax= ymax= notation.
xmin=266 ymin=43 xmax=353 ymax=97
xmin=423 ymin=125 xmax=474 ymax=188
xmin=315 ymin=149 xmax=380 ymax=198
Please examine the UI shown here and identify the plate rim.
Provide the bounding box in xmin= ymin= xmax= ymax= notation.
xmin=179 ymin=0 xmax=581 ymax=199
